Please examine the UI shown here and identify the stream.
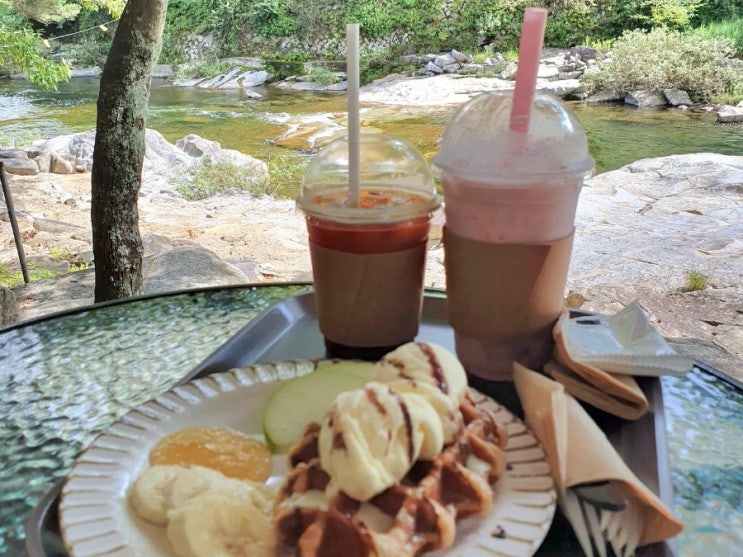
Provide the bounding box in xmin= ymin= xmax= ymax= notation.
xmin=1 ymin=77 xmax=742 ymax=195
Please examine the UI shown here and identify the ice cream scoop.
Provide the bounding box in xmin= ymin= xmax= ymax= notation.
xmin=317 ymin=381 xmax=444 ymax=501
xmin=373 ymin=342 xmax=468 ymax=404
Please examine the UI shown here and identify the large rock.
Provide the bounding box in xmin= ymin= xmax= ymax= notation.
xmin=572 ymin=153 xmax=743 ymax=291
xmin=143 ymin=245 xmax=249 ymax=293
xmin=625 ymin=90 xmax=667 ymax=108
xmin=716 ymin=104 xmax=743 ymax=123
xmin=0 ymin=150 xmax=38 ymax=175
xmin=29 ymin=130 xmax=268 ymax=196
xmin=663 ymin=88 xmax=693 ymax=106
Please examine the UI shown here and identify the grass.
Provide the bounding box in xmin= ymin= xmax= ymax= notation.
xmin=682 ymin=270 xmax=710 ymax=292
xmin=0 ymin=248 xmax=93 ymax=288
xmin=693 ymin=17 xmax=743 ymax=57
xmin=0 ymin=262 xmax=61 ymax=288
xmin=266 ymin=154 xmax=309 ymax=199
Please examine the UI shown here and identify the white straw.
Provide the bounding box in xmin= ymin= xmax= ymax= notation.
xmin=346 ymin=23 xmax=361 ymax=206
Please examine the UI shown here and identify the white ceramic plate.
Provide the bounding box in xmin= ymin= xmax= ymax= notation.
xmin=59 ymin=361 xmax=556 ymax=557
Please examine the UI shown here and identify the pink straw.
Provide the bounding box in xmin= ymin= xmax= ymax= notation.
xmin=509 ymin=8 xmax=548 ymax=134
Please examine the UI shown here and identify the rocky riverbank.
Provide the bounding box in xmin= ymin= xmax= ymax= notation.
xmin=1 ymin=72 xmax=742 ymax=383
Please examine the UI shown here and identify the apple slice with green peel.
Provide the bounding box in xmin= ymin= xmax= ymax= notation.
xmin=263 ymin=361 xmax=375 ymax=453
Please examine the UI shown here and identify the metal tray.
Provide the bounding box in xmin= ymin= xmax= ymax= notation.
xmin=25 ymin=291 xmax=676 ymax=557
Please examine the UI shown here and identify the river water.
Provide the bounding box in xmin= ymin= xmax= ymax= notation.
xmin=1 ymin=77 xmax=742 ymax=190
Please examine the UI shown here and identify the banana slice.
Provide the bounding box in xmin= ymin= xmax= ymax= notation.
xmin=167 ymin=493 xmax=274 ymax=557
xmin=166 ymin=465 xmax=229 ymax=509
xmin=128 ymin=464 xmax=186 ymax=525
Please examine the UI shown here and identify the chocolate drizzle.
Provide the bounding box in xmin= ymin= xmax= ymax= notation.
xmin=365 ymin=386 xmax=388 ymax=417
xmin=418 ymin=342 xmax=448 ymax=394
xmin=397 ymin=394 xmax=415 ymax=463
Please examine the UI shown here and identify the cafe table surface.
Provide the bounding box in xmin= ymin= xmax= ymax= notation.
xmin=1 ymin=283 xmax=741 ymax=557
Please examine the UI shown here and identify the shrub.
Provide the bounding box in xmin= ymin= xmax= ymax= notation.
xmin=176 ymin=159 xmax=269 ymax=200
xmin=306 ymin=65 xmax=340 ymax=85
xmin=261 ymin=51 xmax=310 ymax=80
xmin=583 ymin=27 xmax=743 ymax=102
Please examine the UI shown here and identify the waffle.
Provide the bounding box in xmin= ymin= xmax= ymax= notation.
xmin=274 ymin=389 xmax=508 ymax=557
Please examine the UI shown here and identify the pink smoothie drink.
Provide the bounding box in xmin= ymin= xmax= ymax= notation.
xmin=434 ymin=90 xmax=594 ymax=381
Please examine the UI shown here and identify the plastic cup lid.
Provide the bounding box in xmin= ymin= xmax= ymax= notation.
xmin=298 ymin=132 xmax=441 ymax=222
xmin=433 ymin=90 xmax=595 ymax=185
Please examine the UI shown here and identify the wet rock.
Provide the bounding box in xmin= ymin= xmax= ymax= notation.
xmin=585 ymin=90 xmax=625 ymax=103
xmin=716 ymin=104 xmax=743 ymax=123
xmin=625 ymin=90 xmax=667 ymax=108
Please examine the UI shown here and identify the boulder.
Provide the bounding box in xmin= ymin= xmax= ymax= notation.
xmin=24 ymin=147 xmax=53 ymax=172
xmin=717 ymin=104 xmax=743 ymax=123
xmin=50 ymin=153 xmax=75 ymax=174
xmin=176 ymin=135 xmax=222 ymax=158
xmin=663 ymin=89 xmax=693 ymax=106
xmin=540 ymin=79 xmax=584 ymax=98
xmin=537 ymin=65 xmax=560 ymax=80
xmin=625 ymin=90 xmax=667 ymax=108
xmin=0 ymin=154 xmax=38 ymax=175
xmin=173 ymin=134 xmax=268 ymax=184
xmin=585 ymin=90 xmax=625 ymax=104
xmin=421 ymin=61 xmax=443 ymax=75
xmin=142 ymin=245 xmax=249 ymax=293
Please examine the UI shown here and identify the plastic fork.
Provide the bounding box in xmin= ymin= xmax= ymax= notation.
xmin=563 ymin=481 xmax=641 ymax=557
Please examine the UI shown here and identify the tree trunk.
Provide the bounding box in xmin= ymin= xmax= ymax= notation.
xmin=91 ymin=0 xmax=168 ymax=302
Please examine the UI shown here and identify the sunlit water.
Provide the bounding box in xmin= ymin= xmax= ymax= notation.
xmin=2 ymin=78 xmax=742 ymax=191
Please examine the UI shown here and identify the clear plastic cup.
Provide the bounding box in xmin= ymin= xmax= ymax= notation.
xmin=433 ymin=90 xmax=594 ymax=381
xmin=298 ymin=132 xmax=441 ymax=360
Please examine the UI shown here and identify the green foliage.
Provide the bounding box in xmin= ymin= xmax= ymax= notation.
xmin=306 ymin=65 xmax=340 ymax=85
xmin=693 ymin=17 xmax=743 ymax=56
xmin=0 ymin=27 xmax=71 ymax=88
xmin=174 ymin=60 xmax=235 ymax=80
xmin=584 ymin=26 xmax=743 ymax=102
xmin=682 ymin=270 xmax=709 ymax=292
xmin=9 ymin=0 xmax=122 ymax=24
xmin=695 ymin=0 xmax=742 ymax=24
xmin=176 ymin=158 xmax=270 ymax=200
xmin=266 ymin=154 xmax=308 ymax=198
xmin=546 ymin=0 xmax=598 ymax=48
xmin=0 ymin=261 xmax=63 ymax=288
xmin=248 ymin=0 xmax=295 ymax=37
xmin=651 ymin=1 xmax=701 ymax=31
xmin=261 ymin=51 xmax=309 ymax=80
xmin=359 ymin=45 xmax=414 ymax=83
xmin=443 ymin=0 xmax=530 ymax=53
xmin=11 ymin=0 xmax=81 ymax=24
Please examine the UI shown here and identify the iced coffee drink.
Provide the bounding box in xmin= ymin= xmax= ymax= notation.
xmin=298 ymin=133 xmax=440 ymax=360
xmin=434 ymin=90 xmax=594 ymax=380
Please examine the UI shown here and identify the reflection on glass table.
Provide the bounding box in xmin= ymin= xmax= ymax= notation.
xmin=0 ymin=283 xmax=740 ymax=557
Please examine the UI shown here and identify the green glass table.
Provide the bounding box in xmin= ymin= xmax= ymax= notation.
xmin=0 ymin=284 xmax=740 ymax=557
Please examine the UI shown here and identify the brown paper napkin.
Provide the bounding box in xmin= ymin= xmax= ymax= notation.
xmin=551 ymin=311 xmax=649 ymax=420
xmin=513 ymin=364 xmax=683 ymax=552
